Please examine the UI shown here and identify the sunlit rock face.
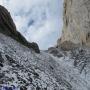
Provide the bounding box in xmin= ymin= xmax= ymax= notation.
xmin=58 ymin=0 xmax=90 ymax=47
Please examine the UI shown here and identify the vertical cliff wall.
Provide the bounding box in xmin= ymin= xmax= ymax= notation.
xmin=58 ymin=0 xmax=90 ymax=47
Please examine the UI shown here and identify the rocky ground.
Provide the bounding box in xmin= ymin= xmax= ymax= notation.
xmin=0 ymin=2 xmax=90 ymax=90
xmin=0 ymin=33 xmax=90 ymax=90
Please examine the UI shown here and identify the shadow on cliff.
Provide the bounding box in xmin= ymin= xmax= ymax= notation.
xmin=0 ymin=5 xmax=40 ymax=53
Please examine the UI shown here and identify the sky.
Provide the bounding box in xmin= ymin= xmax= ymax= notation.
xmin=0 ymin=0 xmax=63 ymax=50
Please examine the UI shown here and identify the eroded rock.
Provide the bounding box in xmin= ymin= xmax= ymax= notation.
xmin=58 ymin=0 xmax=90 ymax=48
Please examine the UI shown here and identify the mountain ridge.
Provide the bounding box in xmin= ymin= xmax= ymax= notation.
xmin=0 ymin=5 xmax=40 ymax=53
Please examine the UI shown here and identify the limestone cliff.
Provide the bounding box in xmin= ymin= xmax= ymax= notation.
xmin=58 ymin=0 xmax=90 ymax=48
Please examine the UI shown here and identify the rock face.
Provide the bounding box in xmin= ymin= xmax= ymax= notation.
xmin=0 ymin=5 xmax=40 ymax=53
xmin=58 ymin=0 xmax=90 ymax=47
xmin=0 ymin=4 xmax=90 ymax=90
xmin=1 ymin=32 xmax=90 ymax=90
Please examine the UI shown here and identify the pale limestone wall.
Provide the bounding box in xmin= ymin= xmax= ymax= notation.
xmin=58 ymin=0 xmax=90 ymax=47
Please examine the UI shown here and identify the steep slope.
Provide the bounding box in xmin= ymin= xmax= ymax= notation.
xmin=0 ymin=33 xmax=90 ymax=90
xmin=0 ymin=3 xmax=90 ymax=90
xmin=58 ymin=0 xmax=90 ymax=48
xmin=0 ymin=5 xmax=40 ymax=53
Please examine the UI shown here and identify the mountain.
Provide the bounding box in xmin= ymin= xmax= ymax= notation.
xmin=0 ymin=5 xmax=40 ymax=53
xmin=0 ymin=1 xmax=90 ymax=90
xmin=3 ymin=0 xmax=62 ymax=50
xmin=57 ymin=0 xmax=90 ymax=49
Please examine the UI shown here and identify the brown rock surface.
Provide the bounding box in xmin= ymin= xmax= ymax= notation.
xmin=57 ymin=0 xmax=90 ymax=49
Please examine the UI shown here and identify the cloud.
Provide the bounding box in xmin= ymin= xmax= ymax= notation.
xmin=0 ymin=0 xmax=63 ymax=50
xmin=0 ymin=1 xmax=3 ymax=5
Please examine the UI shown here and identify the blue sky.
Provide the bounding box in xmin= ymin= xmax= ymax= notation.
xmin=0 ymin=0 xmax=63 ymax=50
